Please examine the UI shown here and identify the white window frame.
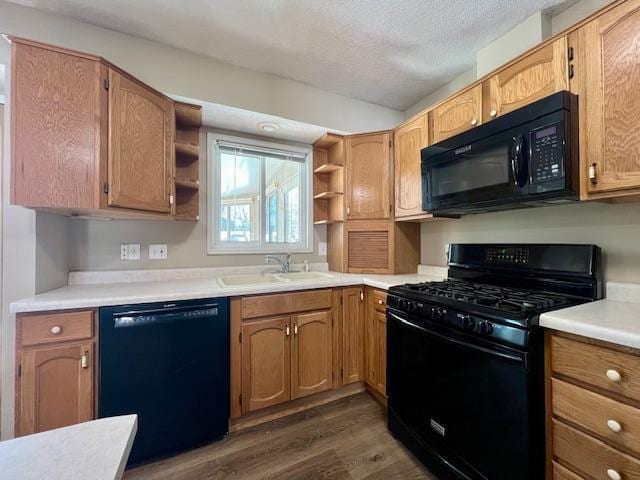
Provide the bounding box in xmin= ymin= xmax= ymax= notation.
xmin=207 ymin=132 xmax=313 ymax=255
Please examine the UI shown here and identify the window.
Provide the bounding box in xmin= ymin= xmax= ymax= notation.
xmin=208 ymin=133 xmax=312 ymax=254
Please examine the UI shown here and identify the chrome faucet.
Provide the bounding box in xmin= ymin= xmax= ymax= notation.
xmin=265 ymin=254 xmax=292 ymax=273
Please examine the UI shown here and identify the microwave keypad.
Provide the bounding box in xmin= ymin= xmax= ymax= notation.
xmin=532 ymin=125 xmax=562 ymax=183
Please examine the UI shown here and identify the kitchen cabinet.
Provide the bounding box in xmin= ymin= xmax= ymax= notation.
xmin=365 ymin=288 xmax=387 ymax=399
xmin=569 ymin=0 xmax=640 ymax=198
xmin=345 ymin=132 xmax=392 ymax=220
xmin=394 ymin=114 xmax=430 ymax=219
xmin=342 ymin=287 xmax=365 ymax=385
xmin=10 ymin=37 xmax=200 ymax=219
xmin=546 ymin=332 xmax=640 ymax=479
xmin=16 ymin=310 xmax=96 ymax=437
xmin=430 ymin=84 xmax=483 ymax=144
xmin=241 ymin=316 xmax=291 ymax=412
xmin=291 ymin=311 xmax=333 ymax=399
xmin=484 ymin=37 xmax=569 ymax=122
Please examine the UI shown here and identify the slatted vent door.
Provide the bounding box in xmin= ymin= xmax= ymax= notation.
xmin=347 ymin=230 xmax=389 ymax=270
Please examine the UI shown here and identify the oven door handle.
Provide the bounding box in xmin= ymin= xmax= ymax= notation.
xmin=388 ymin=311 xmax=526 ymax=364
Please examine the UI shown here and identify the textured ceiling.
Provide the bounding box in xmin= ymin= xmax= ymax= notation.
xmin=8 ymin=0 xmax=576 ymax=110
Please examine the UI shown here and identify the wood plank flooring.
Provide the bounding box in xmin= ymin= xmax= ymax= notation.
xmin=125 ymin=393 xmax=436 ymax=480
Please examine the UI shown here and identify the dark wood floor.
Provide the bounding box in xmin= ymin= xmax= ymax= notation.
xmin=125 ymin=393 xmax=436 ymax=480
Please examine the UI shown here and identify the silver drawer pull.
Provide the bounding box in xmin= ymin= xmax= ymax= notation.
xmin=378 ymin=299 xmax=384 ymax=305
xmin=607 ymin=420 xmax=622 ymax=433
xmin=490 ymin=109 xmax=497 ymax=117
xmin=50 ymin=326 xmax=62 ymax=335
xmin=470 ymin=118 xmax=478 ymax=126
xmin=607 ymin=468 xmax=622 ymax=480
xmin=606 ymin=369 xmax=622 ymax=382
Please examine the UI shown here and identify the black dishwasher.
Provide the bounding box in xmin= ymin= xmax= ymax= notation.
xmin=98 ymin=297 xmax=229 ymax=465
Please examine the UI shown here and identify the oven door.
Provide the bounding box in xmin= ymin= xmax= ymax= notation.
xmin=387 ymin=310 xmax=544 ymax=480
xmin=422 ymin=126 xmax=530 ymax=215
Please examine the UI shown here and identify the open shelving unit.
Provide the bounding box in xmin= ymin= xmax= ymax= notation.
xmin=312 ymin=133 xmax=345 ymax=225
xmin=174 ymin=102 xmax=202 ymax=221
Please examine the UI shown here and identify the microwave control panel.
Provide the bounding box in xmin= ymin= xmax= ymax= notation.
xmin=530 ymin=123 xmax=563 ymax=183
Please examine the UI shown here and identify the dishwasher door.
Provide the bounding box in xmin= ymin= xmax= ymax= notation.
xmin=99 ymin=297 xmax=229 ymax=465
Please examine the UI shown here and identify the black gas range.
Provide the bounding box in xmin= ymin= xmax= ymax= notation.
xmin=386 ymin=244 xmax=602 ymax=480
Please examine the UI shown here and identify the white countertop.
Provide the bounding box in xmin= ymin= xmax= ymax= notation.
xmin=10 ymin=270 xmax=446 ymax=314
xmin=0 ymin=415 xmax=137 ymax=480
xmin=540 ymin=282 xmax=640 ymax=349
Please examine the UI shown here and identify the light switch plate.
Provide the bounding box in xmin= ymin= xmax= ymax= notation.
xmin=318 ymin=241 xmax=327 ymax=256
xmin=128 ymin=244 xmax=141 ymax=260
xmin=120 ymin=244 xmax=129 ymax=260
xmin=149 ymin=244 xmax=168 ymax=260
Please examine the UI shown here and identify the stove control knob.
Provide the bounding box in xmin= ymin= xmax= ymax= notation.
xmin=398 ymin=299 xmax=407 ymax=310
xmin=407 ymin=301 xmax=418 ymax=313
xmin=478 ymin=320 xmax=494 ymax=335
xmin=459 ymin=314 xmax=475 ymax=330
xmin=430 ymin=306 xmax=443 ymax=320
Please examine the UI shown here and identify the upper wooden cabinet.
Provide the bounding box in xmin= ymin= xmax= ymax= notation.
xmin=10 ymin=37 xmax=200 ymax=219
xmin=394 ymin=114 xmax=428 ymax=218
xmin=570 ymin=0 xmax=640 ymax=198
xmin=430 ymin=84 xmax=483 ymax=144
xmin=345 ymin=132 xmax=392 ymax=220
xmin=108 ymin=69 xmax=173 ymax=213
xmin=484 ymin=37 xmax=569 ymax=121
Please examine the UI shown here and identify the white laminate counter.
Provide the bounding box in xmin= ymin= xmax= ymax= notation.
xmin=10 ymin=269 xmax=447 ymax=314
xmin=0 ymin=415 xmax=137 ymax=480
xmin=540 ymin=281 xmax=640 ymax=349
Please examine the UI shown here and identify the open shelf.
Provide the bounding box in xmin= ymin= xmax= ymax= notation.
xmin=314 ymin=163 xmax=343 ymax=174
xmin=175 ymin=102 xmax=203 ymax=128
xmin=314 ymin=191 xmax=343 ymax=199
xmin=175 ymin=141 xmax=199 ymax=159
xmin=175 ymin=178 xmax=199 ymax=191
xmin=312 ymin=133 xmax=343 ymax=149
xmin=313 ymin=219 xmax=339 ymax=225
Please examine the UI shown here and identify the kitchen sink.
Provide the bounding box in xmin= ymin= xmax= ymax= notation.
xmin=218 ymin=271 xmax=333 ymax=287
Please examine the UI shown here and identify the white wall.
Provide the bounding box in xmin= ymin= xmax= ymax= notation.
xmin=0 ymin=0 xmax=402 ymax=134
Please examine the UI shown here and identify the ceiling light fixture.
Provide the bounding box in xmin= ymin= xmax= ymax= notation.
xmin=257 ymin=121 xmax=280 ymax=133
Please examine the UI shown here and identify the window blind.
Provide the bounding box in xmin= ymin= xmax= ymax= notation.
xmin=216 ymin=140 xmax=307 ymax=162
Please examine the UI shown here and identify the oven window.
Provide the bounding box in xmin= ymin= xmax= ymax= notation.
xmin=432 ymin=144 xmax=510 ymax=197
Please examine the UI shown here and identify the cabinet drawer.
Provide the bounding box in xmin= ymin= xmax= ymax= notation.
xmin=551 ymin=336 xmax=640 ymax=403
xmin=20 ymin=310 xmax=94 ymax=346
xmin=553 ymin=462 xmax=584 ymax=480
xmin=553 ymin=378 xmax=640 ymax=457
xmin=241 ymin=290 xmax=332 ymax=319
xmin=553 ymin=419 xmax=640 ymax=480
xmin=370 ymin=289 xmax=387 ymax=312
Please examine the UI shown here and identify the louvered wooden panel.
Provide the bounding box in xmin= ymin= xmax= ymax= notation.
xmin=347 ymin=230 xmax=389 ymax=270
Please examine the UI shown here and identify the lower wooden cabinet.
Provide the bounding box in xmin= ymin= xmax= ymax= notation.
xmin=547 ymin=331 xmax=640 ymax=479
xmin=365 ymin=288 xmax=387 ymax=399
xmin=291 ymin=311 xmax=333 ymax=399
xmin=342 ymin=287 xmax=365 ymax=385
xmin=16 ymin=310 xmax=96 ymax=437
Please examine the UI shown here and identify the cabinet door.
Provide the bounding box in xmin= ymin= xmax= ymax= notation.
xmin=345 ymin=133 xmax=392 ymax=220
xmin=431 ymin=84 xmax=482 ymax=144
xmin=571 ymin=0 xmax=640 ymax=195
xmin=342 ymin=288 xmax=365 ymax=384
xmin=19 ymin=343 xmax=94 ymax=436
xmin=394 ymin=114 xmax=428 ymax=218
xmin=372 ymin=310 xmax=387 ymax=396
xmin=291 ymin=311 xmax=333 ymax=400
xmin=11 ymin=42 xmax=102 ymax=209
xmin=108 ymin=69 xmax=172 ymax=213
xmin=486 ymin=37 xmax=568 ymax=120
xmin=241 ymin=316 xmax=290 ymax=413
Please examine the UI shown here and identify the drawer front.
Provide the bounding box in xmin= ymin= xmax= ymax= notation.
xmin=553 ymin=419 xmax=640 ymax=480
xmin=21 ymin=310 xmax=94 ymax=346
xmin=551 ymin=335 xmax=640 ymax=403
xmin=553 ymin=462 xmax=584 ymax=480
xmin=241 ymin=289 xmax=332 ymax=319
xmin=370 ymin=289 xmax=387 ymax=312
xmin=553 ymin=378 xmax=640 ymax=457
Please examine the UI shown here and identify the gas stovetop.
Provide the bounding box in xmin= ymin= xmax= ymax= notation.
xmin=395 ymin=279 xmax=580 ymax=316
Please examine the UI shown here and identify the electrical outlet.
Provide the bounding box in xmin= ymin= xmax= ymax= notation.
xmin=120 ymin=244 xmax=129 ymax=260
xmin=318 ymin=241 xmax=327 ymax=256
xmin=128 ymin=244 xmax=141 ymax=260
xmin=149 ymin=244 xmax=168 ymax=260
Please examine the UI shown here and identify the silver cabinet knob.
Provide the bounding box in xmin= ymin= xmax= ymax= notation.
xmin=50 ymin=326 xmax=62 ymax=335
xmin=490 ymin=109 xmax=497 ymax=117
xmin=607 ymin=420 xmax=622 ymax=433
xmin=378 ymin=299 xmax=384 ymax=305
xmin=607 ymin=468 xmax=622 ymax=480
xmin=471 ymin=119 xmax=478 ymax=126
xmin=606 ymin=369 xmax=622 ymax=382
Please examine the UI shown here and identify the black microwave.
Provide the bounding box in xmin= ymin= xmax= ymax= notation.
xmin=421 ymin=91 xmax=579 ymax=216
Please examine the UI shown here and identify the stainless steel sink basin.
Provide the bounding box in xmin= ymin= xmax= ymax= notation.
xmin=218 ymin=271 xmax=333 ymax=287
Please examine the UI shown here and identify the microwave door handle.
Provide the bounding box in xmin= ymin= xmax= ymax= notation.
xmin=511 ymin=134 xmax=527 ymax=187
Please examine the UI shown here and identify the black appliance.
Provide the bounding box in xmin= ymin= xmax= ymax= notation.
xmin=99 ymin=297 xmax=230 ymax=465
xmin=421 ymin=91 xmax=579 ymax=216
xmin=387 ymin=244 xmax=601 ymax=480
